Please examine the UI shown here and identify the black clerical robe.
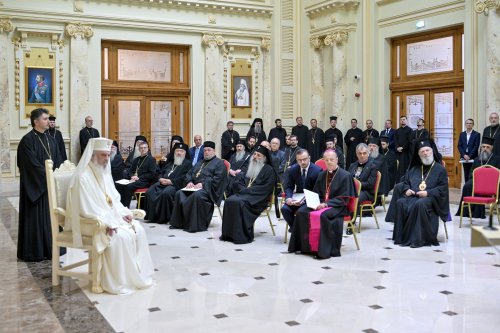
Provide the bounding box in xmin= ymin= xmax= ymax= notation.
xmin=292 ymin=125 xmax=309 ymax=149
xmin=324 ymin=128 xmax=343 ymax=149
xmin=47 ymin=128 xmax=67 ymax=166
xmin=226 ymin=152 xmax=251 ymax=196
xmin=268 ymin=127 xmax=287 ymax=150
xmin=348 ymin=159 xmax=378 ymax=203
xmin=483 ymin=125 xmax=500 ymax=156
xmin=394 ymin=125 xmax=412 ymax=180
xmin=288 ymin=168 xmax=355 ymax=259
xmin=282 ymin=146 xmax=301 ymax=189
xmin=455 ymin=155 xmax=500 ymax=218
xmin=371 ymin=154 xmax=390 ymax=196
xmin=111 ymin=153 xmax=125 ymax=183
xmin=17 ymin=129 xmax=61 ymax=261
xmin=246 ymin=128 xmax=267 ymax=145
xmin=221 ymin=130 xmax=240 ymax=161
xmin=79 ymin=127 xmax=100 ymax=155
xmin=392 ymin=162 xmax=449 ymax=247
xmin=362 ymin=129 xmax=380 ymax=144
xmin=144 ymin=158 xmax=192 ymax=223
xmin=169 ymin=157 xmax=227 ymax=232
xmin=307 ymin=127 xmax=326 ymax=163
xmin=116 ymin=154 xmax=157 ymax=207
xmin=344 ymin=128 xmax=363 ymax=169
xmin=383 ymin=148 xmax=398 ymax=191
xmin=220 ymin=164 xmax=276 ymax=244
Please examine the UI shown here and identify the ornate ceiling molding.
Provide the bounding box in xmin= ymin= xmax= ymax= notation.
xmin=65 ymin=22 xmax=93 ymax=39
xmin=475 ymin=0 xmax=500 ymax=15
xmin=310 ymin=37 xmax=324 ymax=49
xmin=0 ymin=17 xmax=13 ymax=33
xmin=310 ymin=23 xmax=356 ymax=40
xmin=305 ymin=0 xmax=359 ymax=17
xmin=324 ymin=30 xmax=349 ymax=46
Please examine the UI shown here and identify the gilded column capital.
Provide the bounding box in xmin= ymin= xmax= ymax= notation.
xmin=65 ymin=23 xmax=93 ymax=39
xmin=202 ymin=33 xmax=225 ymax=48
xmin=310 ymin=37 xmax=324 ymax=49
xmin=0 ymin=18 xmax=13 ymax=33
xmin=475 ymin=0 xmax=500 ymax=14
xmin=261 ymin=37 xmax=271 ymax=51
xmin=324 ymin=30 xmax=349 ymax=46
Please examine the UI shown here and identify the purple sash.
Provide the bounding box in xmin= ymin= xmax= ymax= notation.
xmin=309 ymin=208 xmax=330 ymax=252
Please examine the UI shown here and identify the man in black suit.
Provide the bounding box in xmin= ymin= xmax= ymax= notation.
xmin=268 ymin=119 xmax=287 ymax=150
xmin=458 ymin=118 xmax=481 ymax=181
xmin=291 ymin=116 xmax=309 ymax=149
xmin=281 ymin=149 xmax=322 ymax=228
xmin=189 ymin=135 xmax=204 ymax=167
xmin=381 ymin=119 xmax=395 ymax=151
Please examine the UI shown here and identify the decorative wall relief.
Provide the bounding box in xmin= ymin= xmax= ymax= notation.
xmin=407 ymin=36 xmax=453 ymax=76
xmin=117 ymin=49 xmax=172 ymax=82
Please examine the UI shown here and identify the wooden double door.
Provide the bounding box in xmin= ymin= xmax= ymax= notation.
xmin=101 ymin=95 xmax=190 ymax=159
xmin=392 ymin=87 xmax=463 ymax=188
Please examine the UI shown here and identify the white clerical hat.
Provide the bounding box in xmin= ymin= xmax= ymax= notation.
xmin=91 ymin=138 xmax=112 ymax=152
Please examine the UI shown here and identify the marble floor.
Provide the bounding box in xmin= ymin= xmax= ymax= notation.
xmin=1 ymin=180 xmax=499 ymax=333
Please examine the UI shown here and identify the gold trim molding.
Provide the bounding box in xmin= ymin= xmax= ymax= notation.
xmin=324 ymin=30 xmax=349 ymax=46
xmin=475 ymin=0 xmax=500 ymax=14
xmin=202 ymin=33 xmax=225 ymax=48
xmin=65 ymin=23 xmax=93 ymax=39
xmin=0 ymin=17 xmax=13 ymax=33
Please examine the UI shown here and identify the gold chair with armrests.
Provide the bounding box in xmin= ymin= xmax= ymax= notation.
xmin=46 ymin=159 xmax=145 ymax=293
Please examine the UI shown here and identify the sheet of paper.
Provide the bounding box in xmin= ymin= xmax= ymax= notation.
xmin=115 ymin=179 xmax=133 ymax=185
xmin=292 ymin=193 xmax=305 ymax=203
xmin=459 ymin=159 xmax=474 ymax=164
xmin=181 ymin=187 xmax=201 ymax=192
xmin=304 ymin=189 xmax=320 ymax=209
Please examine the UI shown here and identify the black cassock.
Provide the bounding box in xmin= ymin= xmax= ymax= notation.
xmin=324 ymin=128 xmax=343 ymax=149
xmin=226 ymin=152 xmax=251 ymax=196
xmin=170 ymin=157 xmax=227 ymax=232
xmin=246 ymin=128 xmax=267 ymax=145
xmin=394 ymin=125 xmax=412 ymax=180
xmin=220 ymin=164 xmax=276 ymax=244
xmin=344 ymin=128 xmax=363 ymax=169
xmin=79 ymin=127 xmax=100 ymax=155
xmin=17 ymin=129 xmax=61 ymax=261
xmin=362 ymin=129 xmax=380 ymax=144
xmin=348 ymin=159 xmax=377 ymax=203
xmin=383 ymin=148 xmax=398 ymax=191
xmin=288 ymin=168 xmax=355 ymax=259
xmin=268 ymin=127 xmax=287 ymax=150
xmin=144 ymin=158 xmax=192 ymax=223
xmin=292 ymin=125 xmax=309 ymax=149
xmin=483 ymin=125 xmax=500 ymax=157
xmin=307 ymin=128 xmax=325 ymax=162
xmin=392 ymin=163 xmax=449 ymax=247
xmin=371 ymin=154 xmax=390 ymax=196
xmin=221 ymin=130 xmax=240 ymax=161
xmin=47 ymin=128 xmax=67 ymax=166
xmin=455 ymin=155 xmax=500 ymax=218
xmin=111 ymin=153 xmax=125 ymax=183
xmin=116 ymin=154 xmax=157 ymax=207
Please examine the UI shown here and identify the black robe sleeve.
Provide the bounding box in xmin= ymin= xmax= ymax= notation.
xmin=231 ymin=164 xmax=276 ymax=206
xmin=164 ymin=159 xmax=192 ymax=190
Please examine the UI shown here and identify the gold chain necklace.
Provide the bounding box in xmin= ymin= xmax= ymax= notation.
xmin=481 ymin=154 xmax=493 ymax=166
xmin=87 ymin=128 xmax=94 ymax=138
xmin=33 ymin=131 xmax=51 ymax=159
xmin=419 ymin=161 xmax=435 ymax=191
xmin=89 ymin=165 xmax=113 ymax=207
xmin=247 ymin=177 xmax=256 ymax=188
xmin=167 ymin=163 xmax=178 ymax=177
xmin=134 ymin=155 xmax=148 ymax=177
xmin=196 ymin=159 xmax=212 ymax=178
xmin=490 ymin=125 xmax=499 ymax=138
xmin=312 ymin=129 xmax=317 ymax=144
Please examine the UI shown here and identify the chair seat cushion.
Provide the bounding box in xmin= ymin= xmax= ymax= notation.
xmin=463 ymin=196 xmax=496 ymax=204
xmin=360 ymin=201 xmax=373 ymax=205
xmin=134 ymin=188 xmax=148 ymax=194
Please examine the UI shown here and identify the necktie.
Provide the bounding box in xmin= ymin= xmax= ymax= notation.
xmin=302 ymin=168 xmax=306 ymax=188
xmin=386 ymin=129 xmax=389 ymax=135
xmin=193 ymin=147 xmax=199 ymax=166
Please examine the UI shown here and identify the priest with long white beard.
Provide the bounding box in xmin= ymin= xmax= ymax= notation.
xmin=220 ymin=145 xmax=276 ymax=244
xmin=392 ymin=140 xmax=449 ymax=248
xmin=66 ymin=138 xmax=154 ymax=294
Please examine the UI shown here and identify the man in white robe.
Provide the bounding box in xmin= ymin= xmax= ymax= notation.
xmin=66 ymin=138 xmax=154 ymax=294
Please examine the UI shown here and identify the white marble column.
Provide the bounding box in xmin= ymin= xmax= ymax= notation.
xmin=0 ymin=18 xmax=13 ymax=174
xmin=310 ymin=37 xmax=325 ymax=126
xmin=475 ymin=1 xmax=500 ymax=114
xmin=324 ymin=30 xmax=349 ymax=123
xmin=261 ymin=37 xmax=273 ymax=131
xmin=65 ymin=23 xmax=93 ymax=161
xmin=202 ymin=34 xmax=225 ymax=144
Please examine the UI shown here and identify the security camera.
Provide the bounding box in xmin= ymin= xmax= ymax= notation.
xmin=354 ymin=74 xmax=361 ymax=80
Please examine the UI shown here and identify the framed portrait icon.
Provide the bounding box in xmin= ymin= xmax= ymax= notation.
xmin=232 ymin=75 xmax=252 ymax=108
xmin=25 ymin=66 xmax=54 ymax=106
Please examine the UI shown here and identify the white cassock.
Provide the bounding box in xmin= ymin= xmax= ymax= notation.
xmin=68 ymin=163 xmax=154 ymax=294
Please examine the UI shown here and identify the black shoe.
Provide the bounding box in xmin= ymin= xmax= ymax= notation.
xmin=346 ymin=227 xmax=353 ymax=235
xmin=169 ymin=225 xmax=178 ymax=229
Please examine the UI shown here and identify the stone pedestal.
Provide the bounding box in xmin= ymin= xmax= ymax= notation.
xmin=0 ymin=19 xmax=13 ymax=173
xmin=202 ymin=34 xmax=225 ymax=144
xmin=310 ymin=37 xmax=325 ymax=126
xmin=325 ymin=30 xmax=349 ymax=124
xmin=65 ymin=23 xmax=93 ymax=161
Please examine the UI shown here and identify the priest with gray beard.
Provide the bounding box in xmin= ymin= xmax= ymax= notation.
xmin=367 ymin=137 xmax=390 ymax=197
xmin=110 ymin=141 xmax=125 ymax=183
xmin=392 ymin=140 xmax=449 ymax=248
xmin=226 ymin=139 xmax=251 ymax=196
xmin=220 ymin=145 xmax=277 ymax=244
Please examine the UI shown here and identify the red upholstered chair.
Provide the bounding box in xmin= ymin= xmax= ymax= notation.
xmin=315 ymin=159 xmax=327 ymax=171
xmin=344 ymin=178 xmax=361 ymax=250
xmin=357 ymin=171 xmax=381 ymax=233
xmin=134 ymin=188 xmax=148 ymax=209
xmin=218 ymin=159 xmax=231 ymax=218
xmin=460 ymin=165 xmax=500 ymax=228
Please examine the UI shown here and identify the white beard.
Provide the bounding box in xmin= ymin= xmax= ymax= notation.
xmin=254 ymin=125 xmax=261 ymax=135
xmin=235 ymin=151 xmax=245 ymax=162
xmin=370 ymin=150 xmax=379 ymax=159
xmin=420 ymin=155 xmax=434 ymax=166
xmin=133 ymin=146 xmax=141 ymax=159
xmin=246 ymin=158 xmax=266 ymax=180
xmin=480 ymin=151 xmax=491 ymax=162
xmin=174 ymin=155 xmax=185 ymax=166
xmin=110 ymin=150 xmax=117 ymax=161
xmin=90 ymin=160 xmax=107 ymax=179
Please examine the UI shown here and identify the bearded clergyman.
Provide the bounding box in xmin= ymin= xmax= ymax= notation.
xmin=169 ymin=141 xmax=227 ymax=232
xmin=220 ymin=145 xmax=276 ymax=244
xmin=66 ymin=138 xmax=154 ymax=294
xmin=392 ymin=140 xmax=449 ymax=248
xmin=226 ymin=139 xmax=251 ymax=196
xmin=144 ymin=143 xmax=192 ymax=224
